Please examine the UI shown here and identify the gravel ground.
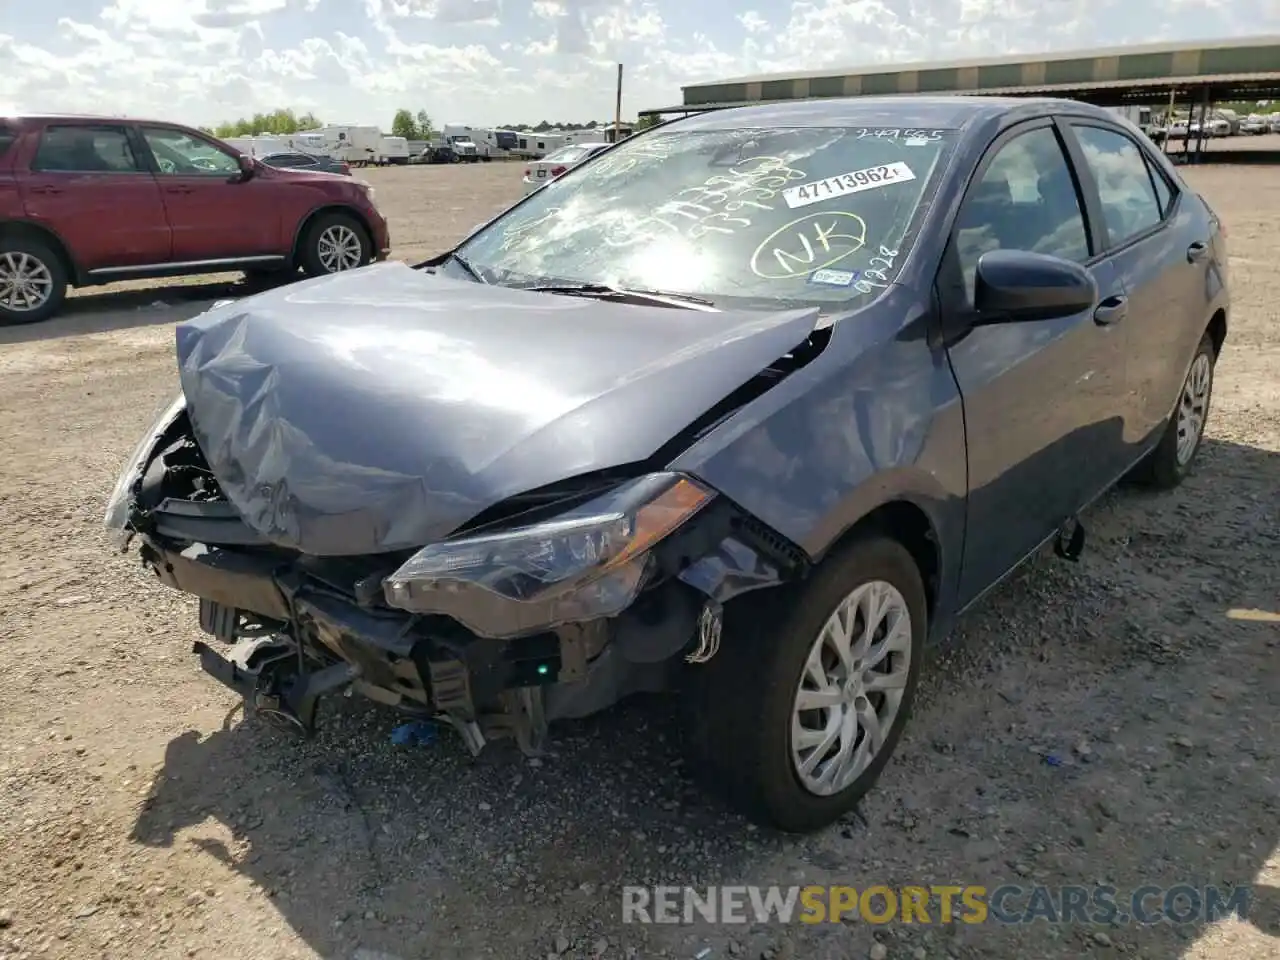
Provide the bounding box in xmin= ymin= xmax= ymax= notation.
xmin=0 ymin=155 xmax=1278 ymax=960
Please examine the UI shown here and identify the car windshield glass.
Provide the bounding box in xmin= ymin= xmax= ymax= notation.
xmin=458 ymin=125 xmax=957 ymax=307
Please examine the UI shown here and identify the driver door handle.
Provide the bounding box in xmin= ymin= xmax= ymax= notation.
xmin=1093 ymin=294 xmax=1128 ymax=326
xmin=1187 ymin=241 xmax=1210 ymax=263
xmin=165 ymin=185 xmax=194 ymax=194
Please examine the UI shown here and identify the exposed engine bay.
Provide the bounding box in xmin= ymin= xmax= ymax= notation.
xmin=118 ymin=405 xmax=806 ymax=756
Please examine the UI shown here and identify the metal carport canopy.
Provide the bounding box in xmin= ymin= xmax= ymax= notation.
xmin=639 ymin=37 xmax=1280 ymax=117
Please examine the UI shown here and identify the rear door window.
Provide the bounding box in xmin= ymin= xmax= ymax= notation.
xmin=32 ymin=124 xmax=143 ymax=173
xmin=1143 ymin=153 xmax=1175 ymax=217
xmin=1070 ymin=124 xmax=1165 ymax=247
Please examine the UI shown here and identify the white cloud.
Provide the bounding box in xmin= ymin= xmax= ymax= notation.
xmin=1 ymin=0 xmax=1276 ymax=129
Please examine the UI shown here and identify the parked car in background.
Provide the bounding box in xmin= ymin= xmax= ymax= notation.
xmin=1240 ymin=115 xmax=1269 ymax=135
xmin=259 ymin=151 xmax=351 ymax=176
xmin=0 ymin=115 xmax=390 ymax=325
xmin=522 ymin=142 xmax=611 ymax=194
xmin=106 ymin=95 xmax=1228 ymax=833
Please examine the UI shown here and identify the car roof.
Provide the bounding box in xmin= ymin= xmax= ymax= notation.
xmin=0 ymin=113 xmax=184 ymax=127
xmin=671 ymin=95 xmax=1117 ymax=131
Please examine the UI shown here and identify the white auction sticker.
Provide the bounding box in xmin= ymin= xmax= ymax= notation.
xmin=783 ymin=161 xmax=916 ymax=209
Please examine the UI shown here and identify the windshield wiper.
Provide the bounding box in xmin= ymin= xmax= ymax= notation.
xmin=523 ymin=282 xmax=716 ymax=308
xmin=448 ymin=252 xmax=486 ymax=283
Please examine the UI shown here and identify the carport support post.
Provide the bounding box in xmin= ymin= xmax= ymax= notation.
xmin=1162 ymin=87 xmax=1175 ymax=156
xmin=614 ymin=64 xmax=624 ymax=143
xmin=1195 ymin=89 xmax=1211 ymax=163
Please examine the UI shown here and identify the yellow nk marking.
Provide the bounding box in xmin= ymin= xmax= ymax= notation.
xmin=750 ymin=212 xmax=867 ymax=280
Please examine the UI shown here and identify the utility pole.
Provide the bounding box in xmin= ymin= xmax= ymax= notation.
xmin=614 ymin=63 xmax=623 ymax=142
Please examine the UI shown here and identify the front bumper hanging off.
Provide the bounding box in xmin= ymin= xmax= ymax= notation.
xmin=193 ymin=634 xmax=360 ymax=735
xmin=140 ymin=534 xmax=625 ymax=755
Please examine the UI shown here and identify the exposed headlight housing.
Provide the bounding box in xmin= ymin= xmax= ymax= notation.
xmin=102 ymin=392 xmax=187 ymax=548
xmin=382 ymin=473 xmax=714 ymax=639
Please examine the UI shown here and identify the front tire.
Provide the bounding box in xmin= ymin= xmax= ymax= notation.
xmin=683 ymin=535 xmax=927 ymax=833
xmin=1129 ymin=331 xmax=1216 ymax=489
xmin=0 ymin=237 xmax=68 ymax=326
xmin=300 ymin=212 xmax=372 ymax=278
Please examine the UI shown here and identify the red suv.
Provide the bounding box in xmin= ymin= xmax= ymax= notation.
xmin=0 ymin=115 xmax=391 ymax=324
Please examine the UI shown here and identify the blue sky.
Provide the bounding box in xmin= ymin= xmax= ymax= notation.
xmin=0 ymin=0 xmax=1273 ymax=130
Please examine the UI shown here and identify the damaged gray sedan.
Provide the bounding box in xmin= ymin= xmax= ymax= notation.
xmin=105 ymin=94 xmax=1229 ymax=833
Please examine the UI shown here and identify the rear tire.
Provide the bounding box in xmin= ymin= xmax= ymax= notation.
xmin=0 ymin=236 xmax=68 ymax=326
xmin=682 ymin=535 xmax=927 ymax=833
xmin=300 ymin=212 xmax=372 ymax=278
xmin=1128 ymin=331 xmax=1216 ymax=489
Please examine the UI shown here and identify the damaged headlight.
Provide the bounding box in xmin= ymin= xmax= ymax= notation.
xmin=382 ymin=473 xmax=715 ymax=639
xmin=102 ymin=391 xmax=187 ymax=548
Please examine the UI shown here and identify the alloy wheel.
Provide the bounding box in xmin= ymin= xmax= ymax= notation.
xmin=790 ymin=580 xmax=913 ymax=797
xmin=317 ymin=225 xmax=364 ymax=273
xmin=1175 ymin=352 xmax=1212 ymax=466
xmin=0 ymin=251 xmax=55 ymax=313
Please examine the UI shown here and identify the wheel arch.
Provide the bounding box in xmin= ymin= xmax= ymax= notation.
xmin=815 ymin=498 xmax=942 ymax=623
xmin=0 ymin=220 xmax=81 ymax=285
xmin=289 ymin=204 xmax=375 ymax=264
xmin=1207 ymin=307 xmax=1227 ymax=358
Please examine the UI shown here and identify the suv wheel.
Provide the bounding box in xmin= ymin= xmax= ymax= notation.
xmin=301 ymin=213 xmax=372 ymax=278
xmin=0 ymin=237 xmax=68 ymax=326
xmin=1129 ymin=331 xmax=1216 ymax=489
xmin=682 ymin=535 xmax=926 ymax=833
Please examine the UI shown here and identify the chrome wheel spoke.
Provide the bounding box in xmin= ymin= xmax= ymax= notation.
xmin=795 ymin=687 xmax=844 ymax=710
xmin=318 ymin=225 xmax=362 ymax=272
xmin=1174 ymin=352 xmax=1213 ymax=466
xmin=795 ymin=714 xmax=841 ymax=777
xmin=790 ymin=579 xmax=913 ymax=798
xmin=0 ymin=251 xmax=53 ymax=312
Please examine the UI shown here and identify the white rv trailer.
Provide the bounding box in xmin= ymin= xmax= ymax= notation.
xmin=222 ymin=136 xmax=254 ymax=156
xmin=506 ymin=130 xmax=567 ymax=159
xmin=310 ymin=124 xmax=382 ymax=166
xmin=377 ymin=135 xmax=411 ymax=165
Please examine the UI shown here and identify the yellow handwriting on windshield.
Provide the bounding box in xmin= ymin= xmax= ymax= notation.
xmin=750 ymin=212 xmax=868 ymax=280
xmin=663 ymin=156 xmax=807 ymax=237
xmin=589 ymin=135 xmax=683 ymax=178
xmin=499 ymin=207 xmax=562 ymax=252
xmin=603 ymin=155 xmax=808 ymax=249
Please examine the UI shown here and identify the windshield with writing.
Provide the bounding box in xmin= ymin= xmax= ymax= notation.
xmin=457 ymin=125 xmax=957 ymax=307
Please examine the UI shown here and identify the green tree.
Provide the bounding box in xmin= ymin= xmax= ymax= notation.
xmin=635 ymin=115 xmax=660 ymax=130
xmin=211 ymin=107 xmax=322 ymax=139
xmin=391 ymin=109 xmax=418 ymax=139
xmin=390 ymin=108 xmax=435 ymax=139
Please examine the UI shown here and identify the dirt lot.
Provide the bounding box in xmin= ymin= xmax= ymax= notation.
xmin=1 ymin=155 xmax=1278 ymax=960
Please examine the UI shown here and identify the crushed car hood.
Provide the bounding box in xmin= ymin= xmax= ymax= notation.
xmin=174 ymin=262 xmax=818 ymax=556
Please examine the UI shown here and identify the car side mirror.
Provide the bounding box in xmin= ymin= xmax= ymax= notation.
xmin=233 ymin=154 xmax=255 ymax=182
xmin=972 ymin=249 xmax=1097 ymax=324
